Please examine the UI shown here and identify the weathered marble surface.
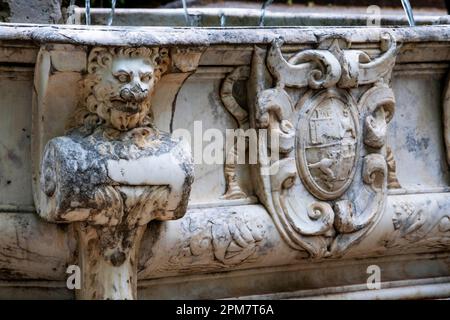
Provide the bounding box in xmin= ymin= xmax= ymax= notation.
xmin=2 ymin=24 xmax=450 ymax=47
xmin=0 ymin=67 xmax=34 ymax=209
xmin=33 ymin=45 xmax=195 ymax=299
xmin=0 ymin=24 xmax=449 ymax=299
xmin=2 ymin=192 xmax=449 ymax=281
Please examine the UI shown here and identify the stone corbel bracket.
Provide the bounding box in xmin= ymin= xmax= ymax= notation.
xmin=252 ymin=33 xmax=400 ymax=258
xmin=32 ymin=44 xmax=200 ymax=299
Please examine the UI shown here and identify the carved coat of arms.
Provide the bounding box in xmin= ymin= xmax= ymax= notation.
xmin=297 ymin=89 xmax=359 ymax=200
xmin=253 ymin=34 xmax=399 ymax=258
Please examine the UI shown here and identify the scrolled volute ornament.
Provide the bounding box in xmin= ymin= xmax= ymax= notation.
xmin=253 ymin=32 xmax=399 ymax=259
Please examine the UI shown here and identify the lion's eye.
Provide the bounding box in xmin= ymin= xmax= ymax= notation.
xmin=140 ymin=73 xmax=152 ymax=83
xmin=115 ymin=72 xmax=129 ymax=83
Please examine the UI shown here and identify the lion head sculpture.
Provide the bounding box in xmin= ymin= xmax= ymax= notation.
xmin=71 ymin=47 xmax=170 ymax=132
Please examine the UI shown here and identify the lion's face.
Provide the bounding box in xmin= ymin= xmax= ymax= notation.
xmin=100 ymin=57 xmax=155 ymax=131
xmin=78 ymin=47 xmax=169 ymax=133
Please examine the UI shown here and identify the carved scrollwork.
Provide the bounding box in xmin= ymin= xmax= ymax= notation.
xmin=267 ymin=158 xmax=335 ymax=257
xmin=349 ymin=32 xmax=398 ymax=85
xmin=386 ymin=146 xmax=401 ymax=189
xmin=267 ymin=37 xmax=341 ymax=89
xmin=256 ymin=87 xmax=295 ymax=154
xmin=359 ymin=84 xmax=395 ymax=149
xmin=253 ymin=33 xmax=399 ymax=258
xmin=221 ymin=66 xmax=250 ymax=127
xmin=267 ymin=33 xmax=398 ymax=90
xmin=220 ymin=66 xmax=250 ymax=200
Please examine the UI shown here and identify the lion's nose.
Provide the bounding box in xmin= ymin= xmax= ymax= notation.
xmin=120 ymin=84 xmax=148 ymax=102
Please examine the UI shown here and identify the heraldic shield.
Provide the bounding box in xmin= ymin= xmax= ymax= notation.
xmin=252 ymin=33 xmax=399 ymax=258
xmin=297 ymin=89 xmax=359 ymax=201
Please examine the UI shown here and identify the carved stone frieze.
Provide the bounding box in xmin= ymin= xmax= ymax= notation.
xmin=34 ymin=46 xmax=195 ymax=299
xmin=381 ymin=200 xmax=450 ymax=253
xmin=253 ymin=33 xmax=400 ymax=258
xmin=171 ymin=210 xmax=265 ymax=269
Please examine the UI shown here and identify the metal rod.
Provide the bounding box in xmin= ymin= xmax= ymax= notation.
xmin=220 ymin=11 xmax=226 ymax=27
xmin=181 ymin=0 xmax=191 ymax=26
xmin=401 ymin=0 xmax=416 ymax=27
xmin=259 ymin=0 xmax=274 ymax=27
xmin=85 ymin=0 xmax=91 ymax=25
xmin=107 ymin=0 xmax=116 ymax=26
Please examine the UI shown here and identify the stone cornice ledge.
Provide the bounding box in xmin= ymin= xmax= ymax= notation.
xmin=1 ymin=24 xmax=450 ymax=46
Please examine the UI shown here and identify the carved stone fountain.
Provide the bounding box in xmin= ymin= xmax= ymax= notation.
xmin=0 ymin=6 xmax=449 ymax=299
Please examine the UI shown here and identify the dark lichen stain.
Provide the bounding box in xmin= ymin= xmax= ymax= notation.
xmin=405 ymin=133 xmax=430 ymax=153
xmin=0 ymin=1 xmax=10 ymax=22
xmin=0 ymin=268 xmax=27 ymax=280
xmin=138 ymin=221 xmax=163 ymax=270
xmin=7 ymin=149 xmax=22 ymax=167
xmin=208 ymin=83 xmax=223 ymax=123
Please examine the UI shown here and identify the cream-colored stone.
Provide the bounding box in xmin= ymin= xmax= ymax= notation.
xmin=49 ymin=44 xmax=86 ymax=72
xmin=0 ymin=22 xmax=449 ymax=300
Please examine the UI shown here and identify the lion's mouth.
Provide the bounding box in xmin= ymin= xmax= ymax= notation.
xmin=111 ymin=100 xmax=142 ymax=114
